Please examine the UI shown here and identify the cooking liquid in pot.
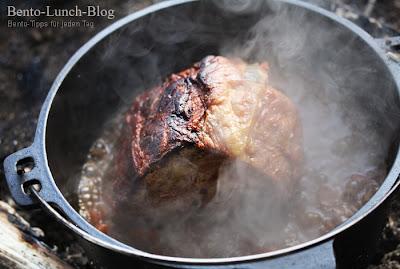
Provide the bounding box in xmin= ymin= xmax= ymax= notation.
xmin=76 ymin=100 xmax=386 ymax=258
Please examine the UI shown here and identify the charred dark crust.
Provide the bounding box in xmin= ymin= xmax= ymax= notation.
xmin=127 ymin=61 xmax=211 ymax=177
xmin=118 ymin=55 xmax=303 ymax=202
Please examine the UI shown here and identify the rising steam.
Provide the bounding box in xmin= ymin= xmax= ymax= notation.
xmin=76 ymin=0 xmax=395 ymax=258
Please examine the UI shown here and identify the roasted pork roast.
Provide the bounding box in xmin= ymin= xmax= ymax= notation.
xmin=116 ymin=55 xmax=303 ymax=205
xmin=80 ymin=56 xmax=303 ymax=233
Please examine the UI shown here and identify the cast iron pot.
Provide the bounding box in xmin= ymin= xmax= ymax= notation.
xmin=4 ymin=0 xmax=400 ymax=268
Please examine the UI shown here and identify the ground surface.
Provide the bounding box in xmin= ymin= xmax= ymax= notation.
xmin=0 ymin=0 xmax=399 ymax=268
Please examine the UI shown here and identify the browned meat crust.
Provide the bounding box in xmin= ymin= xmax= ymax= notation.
xmin=114 ymin=55 xmax=303 ymax=207
xmin=79 ymin=56 xmax=305 ymax=252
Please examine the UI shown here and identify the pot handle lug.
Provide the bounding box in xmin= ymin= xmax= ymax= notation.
xmin=375 ymin=36 xmax=400 ymax=74
xmin=3 ymin=146 xmax=44 ymax=206
xmin=3 ymin=145 xmax=67 ymax=208
xmin=3 ymin=145 xmax=128 ymax=247
xmin=3 ymin=145 xmax=82 ymax=218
